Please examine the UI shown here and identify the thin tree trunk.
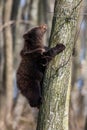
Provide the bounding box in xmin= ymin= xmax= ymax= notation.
xmin=11 ymin=0 xmax=20 ymax=48
xmin=37 ymin=0 xmax=82 ymax=130
xmin=0 ymin=0 xmax=4 ymax=91
xmin=70 ymin=0 xmax=87 ymax=129
xmin=0 ymin=1 xmax=6 ymax=130
xmin=38 ymin=0 xmax=51 ymax=45
xmin=3 ymin=0 xmax=13 ymax=128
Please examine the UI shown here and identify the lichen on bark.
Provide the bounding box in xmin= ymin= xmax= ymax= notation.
xmin=37 ymin=0 xmax=82 ymax=130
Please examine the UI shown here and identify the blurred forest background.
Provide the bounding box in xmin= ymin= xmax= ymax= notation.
xmin=0 ymin=0 xmax=87 ymax=130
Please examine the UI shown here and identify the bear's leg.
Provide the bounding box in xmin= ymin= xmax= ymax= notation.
xmin=44 ymin=44 xmax=65 ymax=59
xmin=28 ymin=81 xmax=42 ymax=108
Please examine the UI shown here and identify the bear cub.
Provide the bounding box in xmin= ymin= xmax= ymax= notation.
xmin=17 ymin=24 xmax=65 ymax=108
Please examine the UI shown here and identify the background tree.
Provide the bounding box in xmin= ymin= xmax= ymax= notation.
xmin=70 ymin=0 xmax=87 ymax=130
xmin=3 ymin=0 xmax=13 ymax=129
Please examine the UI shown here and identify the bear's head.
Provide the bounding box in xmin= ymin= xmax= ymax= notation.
xmin=23 ymin=24 xmax=47 ymax=44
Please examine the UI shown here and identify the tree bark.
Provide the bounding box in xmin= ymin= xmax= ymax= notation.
xmin=70 ymin=0 xmax=87 ymax=129
xmin=11 ymin=0 xmax=20 ymax=48
xmin=37 ymin=0 xmax=82 ymax=130
xmin=0 ymin=0 xmax=4 ymax=93
xmin=3 ymin=0 xmax=13 ymax=128
xmin=0 ymin=1 xmax=6 ymax=130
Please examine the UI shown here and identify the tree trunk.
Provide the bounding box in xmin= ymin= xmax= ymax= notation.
xmin=70 ymin=0 xmax=87 ymax=129
xmin=0 ymin=0 xmax=4 ymax=91
xmin=3 ymin=0 xmax=13 ymax=128
xmin=0 ymin=1 xmax=6 ymax=129
xmin=37 ymin=0 xmax=82 ymax=130
xmin=11 ymin=0 xmax=20 ymax=48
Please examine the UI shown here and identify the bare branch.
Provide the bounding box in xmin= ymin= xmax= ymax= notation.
xmin=0 ymin=20 xmax=34 ymax=31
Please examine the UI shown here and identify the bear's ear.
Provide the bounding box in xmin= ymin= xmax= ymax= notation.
xmin=23 ymin=32 xmax=28 ymax=40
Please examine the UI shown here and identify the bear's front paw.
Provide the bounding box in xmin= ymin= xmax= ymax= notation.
xmin=56 ymin=43 xmax=65 ymax=52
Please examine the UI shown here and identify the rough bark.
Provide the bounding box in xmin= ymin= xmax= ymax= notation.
xmin=37 ymin=0 xmax=82 ymax=130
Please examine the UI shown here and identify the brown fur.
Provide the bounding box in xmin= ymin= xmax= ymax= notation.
xmin=16 ymin=25 xmax=65 ymax=108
